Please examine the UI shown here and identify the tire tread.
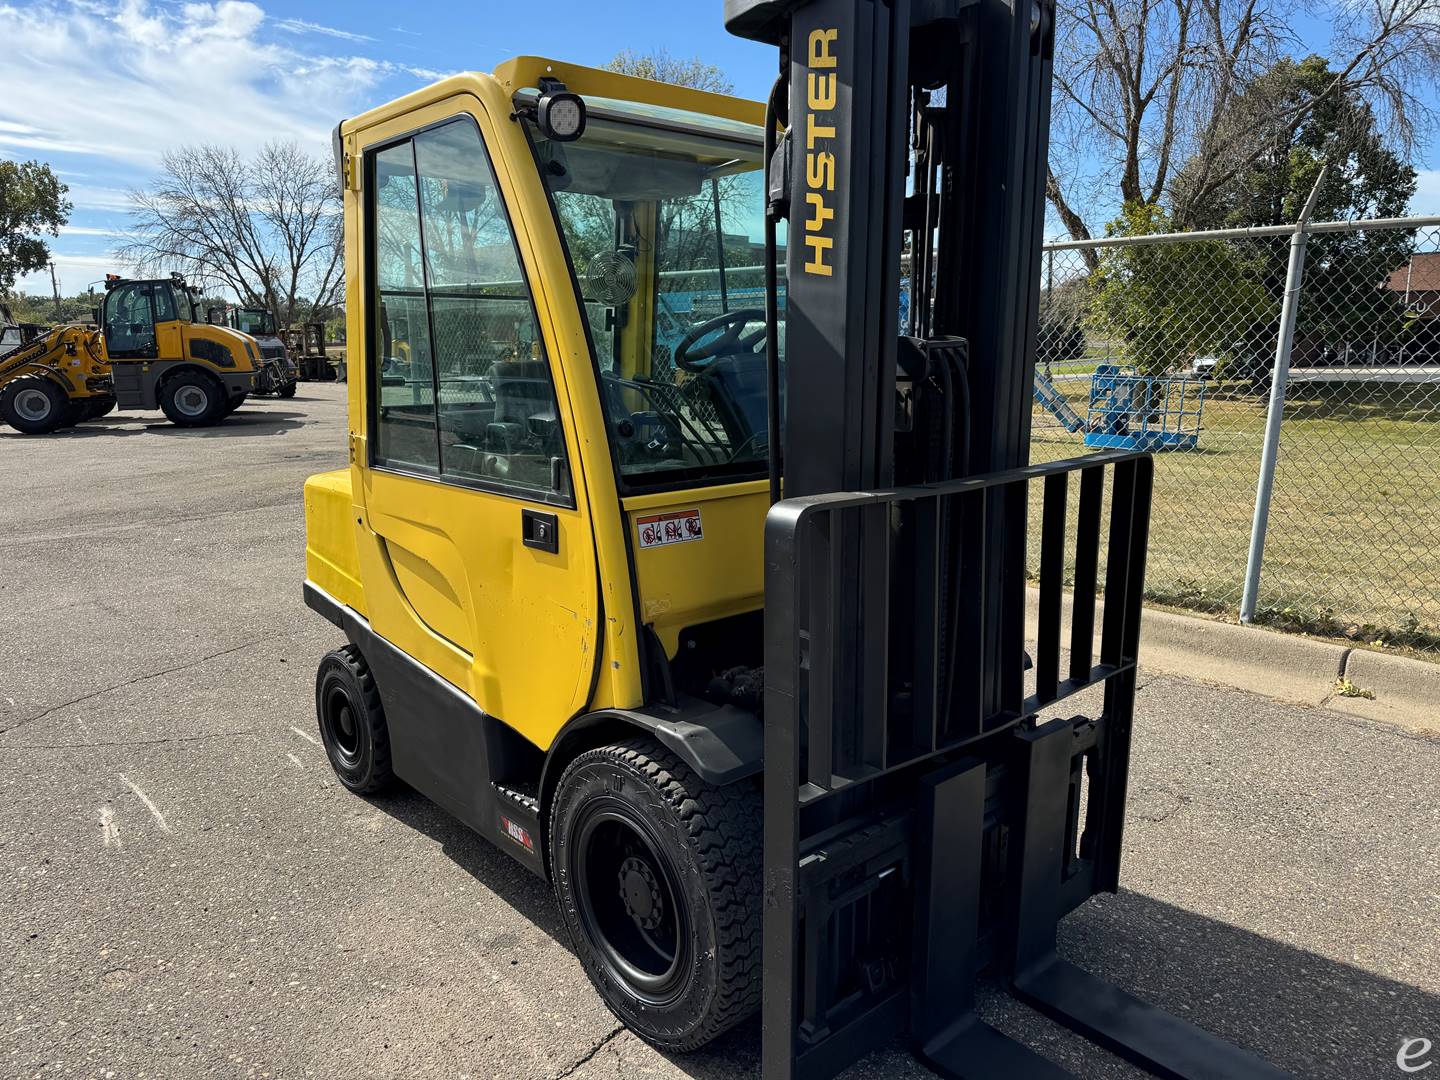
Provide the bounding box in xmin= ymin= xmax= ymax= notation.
xmin=556 ymin=738 xmax=762 ymax=1049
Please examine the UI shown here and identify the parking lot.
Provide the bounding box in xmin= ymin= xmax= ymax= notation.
xmin=2 ymin=385 xmax=1438 ymax=1080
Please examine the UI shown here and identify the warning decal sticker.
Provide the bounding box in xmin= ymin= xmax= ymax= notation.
xmin=636 ymin=509 xmax=704 ymax=550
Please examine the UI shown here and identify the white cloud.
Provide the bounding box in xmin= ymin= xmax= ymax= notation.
xmin=60 ymin=225 xmax=128 ymax=237
xmin=0 ymin=0 xmax=405 ymax=173
xmin=274 ymin=16 xmax=376 ymax=43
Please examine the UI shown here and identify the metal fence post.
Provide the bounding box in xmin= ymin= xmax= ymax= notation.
xmin=1239 ymin=167 xmax=1328 ymax=624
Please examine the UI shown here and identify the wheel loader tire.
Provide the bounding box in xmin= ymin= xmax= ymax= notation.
xmin=159 ymin=372 xmax=226 ymax=427
xmin=277 ymin=380 xmax=297 ymax=399
xmin=549 ymin=738 xmax=762 ymax=1052
xmin=59 ymin=400 xmax=87 ymax=428
xmin=0 ymin=375 xmax=69 ymax=434
xmin=315 ymin=645 xmax=394 ymax=795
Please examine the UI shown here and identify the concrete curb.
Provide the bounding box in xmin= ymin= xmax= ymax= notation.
xmin=1025 ymin=589 xmax=1438 ymax=734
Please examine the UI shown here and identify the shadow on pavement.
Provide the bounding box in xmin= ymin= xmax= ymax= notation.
xmin=0 ymin=409 xmax=310 ymax=439
xmin=365 ymin=788 xmax=1437 ymax=1080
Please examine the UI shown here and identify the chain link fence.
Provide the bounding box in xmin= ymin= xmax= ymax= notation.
xmin=1030 ymin=215 xmax=1440 ymax=655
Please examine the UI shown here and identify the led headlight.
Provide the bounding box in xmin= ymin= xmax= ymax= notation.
xmin=537 ymin=89 xmax=586 ymax=142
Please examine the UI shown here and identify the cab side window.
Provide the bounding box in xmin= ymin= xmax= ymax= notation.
xmin=104 ymin=283 xmax=157 ymax=358
xmin=368 ymin=118 xmax=569 ymax=500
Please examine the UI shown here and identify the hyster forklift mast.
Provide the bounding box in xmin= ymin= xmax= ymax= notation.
xmin=726 ymin=1 xmax=1289 ymax=1078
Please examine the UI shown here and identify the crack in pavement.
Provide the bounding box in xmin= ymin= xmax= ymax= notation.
xmin=0 ymin=640 xmax=261 ymax=738
xmin=547 ymin=1026 xmax=624 ymax=1080
xmin=4 ymin=727 xmax=268 ymax=751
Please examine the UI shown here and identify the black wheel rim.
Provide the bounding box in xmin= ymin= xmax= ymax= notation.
xmin=321 ymin=684 xmax=362 ymax=765
xmin=572 ymin=804 xmax=690 ymax=1004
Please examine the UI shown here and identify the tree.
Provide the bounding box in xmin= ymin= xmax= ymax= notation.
xmin=3 ymin=288 xmax=97 ymax=326
xmin=1177 ymin=57 xmax=1417 ymax=230
xmin=120 ymin=142 xmax=342 ymax=329
xmin=1088 ymin=203 xmax=1275 ymax=374
xmin=1048 ymin=0 xmax=1440 ymax=262
xmin=1178 ymin=57 xmax=1419 ymax=360
xmin=603 ymin=50 xmax=734 ymax=94
xmin=0 ymin=159 xmax=72 ymax=293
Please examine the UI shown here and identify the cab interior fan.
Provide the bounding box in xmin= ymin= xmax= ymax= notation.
xmin=584 ymin=248 xmax=638 ymax=307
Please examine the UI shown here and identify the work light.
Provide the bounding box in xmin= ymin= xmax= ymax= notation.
xmin=538 ymin=88 xmax=586 ymax=142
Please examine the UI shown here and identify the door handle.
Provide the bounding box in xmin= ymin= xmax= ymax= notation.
xmin=522 ymin=509 xmax=560 ymax=554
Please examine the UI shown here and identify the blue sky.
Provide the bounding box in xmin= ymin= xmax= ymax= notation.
xmin=3 ymin=0 xmax=1437 ymax=295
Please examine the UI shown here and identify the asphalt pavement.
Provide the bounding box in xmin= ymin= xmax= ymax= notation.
xmin=2 ymin=385 xmax=1437 ymax=1080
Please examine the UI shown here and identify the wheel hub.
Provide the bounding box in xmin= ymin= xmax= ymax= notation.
xmin=619 ymin=855 xmax=664 ymax=931
xmin=14 ymin=388 xmax=52 ymax=421
xmin=175 ymin=385 xmax=209 ymax=416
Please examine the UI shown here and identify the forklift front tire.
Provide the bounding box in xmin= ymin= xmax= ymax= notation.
xmin=314 ymin=645 xmax=394 ymax=795
xmin=549 ymin=738 xmax=761 ymax=1052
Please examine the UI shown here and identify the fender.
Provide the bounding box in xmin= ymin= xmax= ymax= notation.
xmin=304 ymin=582 xmax=764 ymax=876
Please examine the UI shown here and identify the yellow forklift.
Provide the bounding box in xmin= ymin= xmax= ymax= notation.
xmin=0 ymin=274 xmax=286 ymax=434
xmin=302 ymin=10 xmax=1289 ymax=1079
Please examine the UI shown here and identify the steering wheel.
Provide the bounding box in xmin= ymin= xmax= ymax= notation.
xmin=673 ymin=308 xmax=766 ymax=372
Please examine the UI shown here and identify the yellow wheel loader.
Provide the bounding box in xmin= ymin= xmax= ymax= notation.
xmin=0 ymin=274 xmax=288 ymax=434
xmin=302 ymin=14 xmax=1290 ymax=1080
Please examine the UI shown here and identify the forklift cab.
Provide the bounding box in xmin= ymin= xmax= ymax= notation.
xmin=314 ymin=59 xmax=783 ymax=751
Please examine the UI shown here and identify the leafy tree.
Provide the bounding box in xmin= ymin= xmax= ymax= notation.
xmin=1178 ymin=57 xmax=1418 ymax=360
xmin=0 ymin=159 xmax=72 ymax=293
xmin=3 ymin=288 xmax=97 ymax=326
xmin=1088 ymin=203 xmax=1275 ymax=375
xmin=1037 ymin=277 xmax=1089 ymax=366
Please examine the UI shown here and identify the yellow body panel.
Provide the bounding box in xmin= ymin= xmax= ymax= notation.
xmin=310 ymin=58 xmax=771 ymax=752
xmin=303 ymin=470 xmax=366 ymax=613
xmin=624 ymin=481 xmax=768 ymax=655
xmin=0 ymin=325 xmax=110 ymax=400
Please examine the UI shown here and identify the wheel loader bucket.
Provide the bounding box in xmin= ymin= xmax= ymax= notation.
xmin=761 ymin=450 xmax=1291 ymax=1080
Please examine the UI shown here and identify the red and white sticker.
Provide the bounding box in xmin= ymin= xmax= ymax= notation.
xmin=499 ymin=815 xmax=534 ymax=853
xmin=636 ymin=509 xmax=704 ymax=549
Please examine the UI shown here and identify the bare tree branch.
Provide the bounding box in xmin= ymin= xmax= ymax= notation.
xmin=119 ymin=142 xmax=343 ymax=327
xmin=1048 ymin=0 xmax=1438 ymax=236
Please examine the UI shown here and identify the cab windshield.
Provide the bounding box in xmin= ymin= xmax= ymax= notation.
xmin=236 ymin=309 xmax=276 ymax=336
xmin=522 ymin=94 xmax=786 ymax=490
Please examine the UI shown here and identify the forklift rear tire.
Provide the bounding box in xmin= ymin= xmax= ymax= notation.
xmin=549 ymin=738 xmax=761 ymax=1052
xmin=315 ymin=645 xmax=394 ymax=795
xmin=277 ymin=380 xmax=297 ymax=399
xmin=85 ymin=395 xmax=117 ymax=420
xmin=159 ymin=372 xmax=226 ymax=427
xmin=0 ymin=375 xmax=68 ymax=434
xmin=223 ymin=393 xmax=246 ymax=415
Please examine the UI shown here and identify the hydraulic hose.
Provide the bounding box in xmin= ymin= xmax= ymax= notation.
xmin=763 ymin=70 xmax=786 ymax=507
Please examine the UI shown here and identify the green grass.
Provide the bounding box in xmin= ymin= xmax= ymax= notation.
xmin=1029 ymin=378 xmax=1440 ymax=654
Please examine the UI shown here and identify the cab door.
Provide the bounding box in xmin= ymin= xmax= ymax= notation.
xmin=102 ymin=282 xmax=159 ymax=358
xmin=352 ymin=107 xmax=599 ymax=752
